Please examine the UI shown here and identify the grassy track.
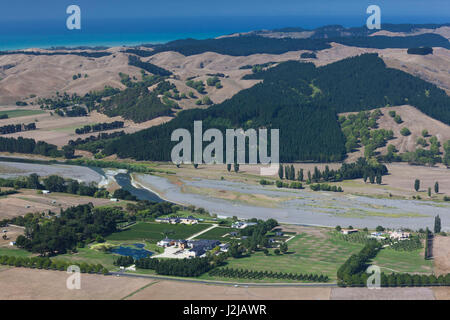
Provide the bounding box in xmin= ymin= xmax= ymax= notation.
xmin=0 ymin=247 xmax=33 ymax=257
xmin=0 ymin=109 xmax=45 ymax=118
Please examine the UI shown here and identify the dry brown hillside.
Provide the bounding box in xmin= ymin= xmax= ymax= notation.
xmin=0 ymin=37 xmax=448 ymax=126
xmin=340 ymin=105 xmax=450 ymax=162
xmin=0 ymin=48 xmax=141 ymax=104
xmin=0 ymin=108 xmax=172 ymax=147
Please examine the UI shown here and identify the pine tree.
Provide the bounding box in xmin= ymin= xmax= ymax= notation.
xmin=313 ymin=166 xmax=320 ymax=182
xmin=434 ymin=215 xmax=441 ymax=233
xmin=298 ymin=169 xmax=304 ymax=181
xmin=376 ymin=174 xmax=382 ymax=184
xmin=278 ymin=164 xmax=284 ymax=179
xmin=285 ymin=165 xmax=289 ymax=180
xmin=414 ymin=179 xmax=420 ymax=192
xmin=290 ymin=165 xmax=295 ymax=180
xmin=434 ymin=181 xmax=439 ymax=194
xmin=428 ymin=187 xmax=431 ymax=197
xmin=227 ymin=164 xmax=231 ymax=172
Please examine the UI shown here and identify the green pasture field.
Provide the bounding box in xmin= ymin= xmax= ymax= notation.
xmin=106 ymin=222 xmax=212 ymax=242
xmin=204 ymin=232 xmax=365 ymax=281
xmin=54 ymin=247 xmax=117 ymax=270
xmin=371 ymin=247 xmax=433 ymax=274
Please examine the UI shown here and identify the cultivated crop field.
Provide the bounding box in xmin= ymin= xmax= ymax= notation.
xmin=106 ymin=222 xmax=212 ymax=242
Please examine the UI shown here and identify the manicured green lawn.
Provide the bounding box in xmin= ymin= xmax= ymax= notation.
xmin=194 ymin=227 xmax=232 ymax=240
xmin=106 ymin=222 xmax=212 ymax=243
xmin=0 ymin=109 xmax=45 ymax=118
xmin=372 ymin=247 xmax=433 ymax=274
xmin=205 ymin=232 xmax=365 ymax=281
xmin=54 ymin=247 xmax=117 ymax=269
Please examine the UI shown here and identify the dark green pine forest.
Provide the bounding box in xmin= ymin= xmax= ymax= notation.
xmin=128 ymin=33 xmax=450 ymax=57
xmin=102 ymin=54 xmax=450 ymax=162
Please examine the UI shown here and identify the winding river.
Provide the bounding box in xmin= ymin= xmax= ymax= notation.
xmin=1 ymin=156 xmax=448 ymax=231
xmin=127 ymin=173 xmax=450 ymax=231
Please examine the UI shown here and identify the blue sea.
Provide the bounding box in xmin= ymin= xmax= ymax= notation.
xmin=0 ymin=15 xmax=448 ymax=50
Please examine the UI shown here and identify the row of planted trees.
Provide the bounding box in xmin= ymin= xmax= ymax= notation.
xmin=209 ymin=267 xmax=329 ymax=282
xmin=0 ymin=255 xmax=108 ymax=274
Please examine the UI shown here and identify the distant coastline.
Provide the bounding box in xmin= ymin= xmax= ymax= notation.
xmin=1 ymin=16 xmax=448 ymax=51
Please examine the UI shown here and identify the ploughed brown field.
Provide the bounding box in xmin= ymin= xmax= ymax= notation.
xmin=0 ymin=268 xmax=448 ymax=300
xmin=0 ymin=189 xmax=117 ymax=220
xmin=433 ymin=236 xmax=450 ymax=276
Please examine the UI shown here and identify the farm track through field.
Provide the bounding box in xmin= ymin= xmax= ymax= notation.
xmin=187 ymin=224 xmax=218 ymax=240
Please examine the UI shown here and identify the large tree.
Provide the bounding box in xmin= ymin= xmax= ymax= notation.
xmin=414 ymin=179 xmax=420 ymax=192
xmin=278 ymin=164 xmax=284 ymax=180
xmin=434 ymin=215 xmax=441 ymax=234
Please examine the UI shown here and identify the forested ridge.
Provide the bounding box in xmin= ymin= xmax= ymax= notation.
xmin=98 ymin=79 xmax=175 ymax=123
xmin=130 ymin=33 xmax=449 ymax=57
xmin=100 ymin=54 xmax=450 ymax=162
xmin=0 ymin=50 xmax=111 ymax=58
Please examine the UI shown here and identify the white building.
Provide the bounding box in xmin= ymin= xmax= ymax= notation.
xmin=219 ymin=243 xmax=230 ymax=252
xmin=180 ymin=216 xmax=199 ymax=225
xmin=389 ymin=230 xmax=410 ymax=240
xmin=157 ymin=238 xmax=175 ymax=247
xmin=232 ymin=221 xmax=257 ymax=229
xmin=341 ymin=229 xmax=359 ymax=235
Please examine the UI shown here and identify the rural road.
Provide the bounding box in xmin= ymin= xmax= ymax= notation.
xmin=109 ymin=271 xmax=337 ymax=287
